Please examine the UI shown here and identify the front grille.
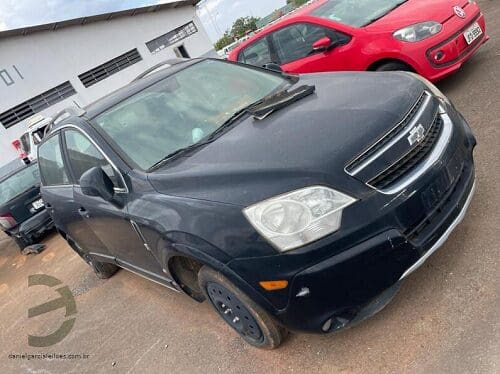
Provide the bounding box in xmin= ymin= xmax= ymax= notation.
xmin=368 ymin=115 xmax=444 ymax=190
xmin=346 ymin=93 xmax=426 ymax=174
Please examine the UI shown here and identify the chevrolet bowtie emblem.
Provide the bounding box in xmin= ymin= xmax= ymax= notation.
xmin=407 ymin=124 xmax=426 ymax=146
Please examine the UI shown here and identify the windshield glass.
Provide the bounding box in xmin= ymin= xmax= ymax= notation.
xmin=94 ymin=60 xmax=287 ymax=170
xmin=310 ymin=0 xmax=407 ymax=27
xmin=0 ymin=163 xmax=40 ymax=206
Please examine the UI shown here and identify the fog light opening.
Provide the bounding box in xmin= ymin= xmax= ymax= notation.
xmin=434 ymin=51 xmax=445 ymax=61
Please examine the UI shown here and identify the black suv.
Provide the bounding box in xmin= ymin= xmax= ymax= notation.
xmin=38 ymin=59 xmax=476 ymax=349
xmin=0 ymin=160 xmax=53 ymax=249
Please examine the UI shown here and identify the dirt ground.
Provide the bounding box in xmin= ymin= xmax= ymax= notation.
xmin=1 ymin=1 xmax=499 ymax=373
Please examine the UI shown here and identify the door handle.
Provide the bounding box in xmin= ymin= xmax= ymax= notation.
xmin=78 ymin=208 xmax=91 ymax=219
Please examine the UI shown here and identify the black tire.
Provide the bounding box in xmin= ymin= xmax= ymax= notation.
xmin=375 ymin=61 xmax=413 ymax=72
xmin=14 ymin=235 xmax=34 ymax=250
xmin=66 ymin=238 xmax=119 ymax=279
xmin=83 ymin=254 xmax=119 ymax=279
xmin=198 ymin=266 xmax=287 ymax=349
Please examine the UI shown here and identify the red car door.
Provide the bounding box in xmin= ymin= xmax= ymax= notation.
xmin=271 ymin=22 xmax=352 ymax=74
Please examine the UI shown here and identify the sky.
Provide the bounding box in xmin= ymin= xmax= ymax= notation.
xmin=0 ymin=0 xmax=287 ymax=42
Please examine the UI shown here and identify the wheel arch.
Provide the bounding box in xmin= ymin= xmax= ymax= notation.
xmin=367 ymin=57 xmax=416 ymax=72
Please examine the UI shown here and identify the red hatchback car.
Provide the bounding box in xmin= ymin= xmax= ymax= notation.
xmin=228 ymin=0 xmax=489 ymax=82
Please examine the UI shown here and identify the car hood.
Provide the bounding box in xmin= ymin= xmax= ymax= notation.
xmin=366 ymin=0 xmax=469 ymax=32
xmin=148 ymin=71 xmax=425 ymax=206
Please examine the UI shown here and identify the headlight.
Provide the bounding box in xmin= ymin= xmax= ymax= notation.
xmin=393 ymin=21 xmax=442 ymax=42
xmin=243 ymin=186 xmax=357 ymax=252
xmin=405 ymin=72 xmax=451 ymax=107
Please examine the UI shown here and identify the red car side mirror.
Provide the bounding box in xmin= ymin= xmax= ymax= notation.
xmin=312 ymin=36 xmax=333 ymax=52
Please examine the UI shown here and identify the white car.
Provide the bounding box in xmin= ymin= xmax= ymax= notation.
xmin=17 ymin=115 xmax=52 ymax=162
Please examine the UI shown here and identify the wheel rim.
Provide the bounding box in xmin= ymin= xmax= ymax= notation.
xmin=207 ymin=282 xmax=263 ymax=342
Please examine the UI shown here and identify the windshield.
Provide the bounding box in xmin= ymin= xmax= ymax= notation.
xmin=310 ymin=0 xmax=407 ymax=27
xmin=0 ymin=163 xmax=40 ymax=206
xmin=94 ymin=60 xmax=287 ymax=170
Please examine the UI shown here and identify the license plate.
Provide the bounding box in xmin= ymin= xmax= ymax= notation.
xmin=32 ymin=199 xmax=44 ymax=210
xmin=421 ymin=172 xmax=451 ymax=212
xmin=463 ymin=23 xmax=483 ymax=45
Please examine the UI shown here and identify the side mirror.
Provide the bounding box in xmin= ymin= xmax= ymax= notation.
xmin=312 ymin=36 xmax=335 ymax=52
xmin=80 ymin=167 xmax=115 ymax=202
xmin=263 ymin=63 xmax=283 ymax=73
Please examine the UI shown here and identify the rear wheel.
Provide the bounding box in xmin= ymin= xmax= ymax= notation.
xmin=375 ymin=61 xmax=413 ymax=72
xmin=67 ymin=238 xmax=119 ymax=279
xmin=83 ymin=254 xmax=119 ymax=279
xmin=198 ymin=266 xmax=286 ymax=349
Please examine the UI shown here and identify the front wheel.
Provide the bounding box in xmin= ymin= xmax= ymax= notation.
xmin=375 ymin=61 xmax=413 ymax=72
xmin=198 ymin=266 xmax=287 ymax=349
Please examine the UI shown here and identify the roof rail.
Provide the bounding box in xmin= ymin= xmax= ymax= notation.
xmin=44 ymin=106 xmax=86 ymax=135
xmin=132 ymin=59 xmax=189 ymax=82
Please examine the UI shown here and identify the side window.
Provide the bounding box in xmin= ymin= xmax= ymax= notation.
xmin=38 ymin=134 xmax=70 ymax=186
xmin=238 ymin=38 xmax=272 ymax=66
xmin=272 ymin=23 xmax=340 ymax=64
xmin=64 ymin=130 xmax=121 ymax=187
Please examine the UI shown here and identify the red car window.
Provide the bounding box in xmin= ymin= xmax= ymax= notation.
xmin=272 ymin=23 xmax=331 ymax=64
xmin=238 ymin=38 xmax=272 ymax=66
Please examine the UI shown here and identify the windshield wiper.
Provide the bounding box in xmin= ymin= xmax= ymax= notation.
xmin=147 ymin=98 xmax=267 ymax=172
xmin=249 ymin=85 xmax=316 ymax=120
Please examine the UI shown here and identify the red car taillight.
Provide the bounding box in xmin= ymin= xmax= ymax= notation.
xmin=12 ymin=139 xmax=28 ymax=160
xmin=0 ymin=214 xmax=17 ymax=230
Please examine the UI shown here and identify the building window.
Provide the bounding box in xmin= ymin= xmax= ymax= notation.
xmin=146 ymin=21 xmax=198 ymax=54
xmin=0 ymin=81 xmax=76 ymax=129
xmin=78 ymin=49 xmax=142 ymax=88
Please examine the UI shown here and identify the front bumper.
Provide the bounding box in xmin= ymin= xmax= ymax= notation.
xmin=282 ymin=109 xmax=475 ymax=333
xmin=228 ymin=105 xmax=476 ymax=333
xmin=409 ymin=12 xmax=489 ymax=82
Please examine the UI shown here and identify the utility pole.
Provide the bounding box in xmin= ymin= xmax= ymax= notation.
xmin=199 ymin=0 xmax=223 ymax=37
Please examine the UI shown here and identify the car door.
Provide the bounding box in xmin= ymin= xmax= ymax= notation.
xmin=38 ymin=132 xmax=110 ymax=256
xmin=62 ymin=127 xmax=165 ymax=275
xmin=270 ymin=22 xmax=351 ymax=74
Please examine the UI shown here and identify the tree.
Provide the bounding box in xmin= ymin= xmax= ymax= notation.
xmin=287 ymin=0 xmax=309 ymax=7
xmin=230 ymin=16 xmax=260 ymax=39
xmin=214 ymin=16 xmax=260 ymax=51
xmin=214 ymin=31 xmax=234 ymax=51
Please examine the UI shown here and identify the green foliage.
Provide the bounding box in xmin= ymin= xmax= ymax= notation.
xmin=231 ymin=16 xmax=260 ymax=39
xmin=214 ymin=16 xmax=260 ymax=51
xmin=287 ymin=0 xmax=309 ymax=7
xmin=214 ymin=31 xmax=234 ymax=51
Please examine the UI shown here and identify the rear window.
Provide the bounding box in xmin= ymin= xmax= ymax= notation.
xmin=0 ymin=164 xmax=40 ymax=205
xmin=310 ymin=0 xmax=407 ymax=27
xmin=20 ymin=133 xmax=31 ymax=154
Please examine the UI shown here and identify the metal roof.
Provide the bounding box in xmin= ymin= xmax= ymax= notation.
xmin=0 ymin=0 xmax=200 ymax=39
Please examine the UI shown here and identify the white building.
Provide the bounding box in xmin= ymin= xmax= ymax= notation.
xmin=0 ymin=0 xmax=215 ymax=166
